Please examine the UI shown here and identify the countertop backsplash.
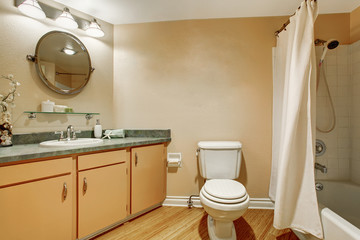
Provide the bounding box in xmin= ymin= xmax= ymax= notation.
xmin=12 ymin=129 xmax=171 ymax=145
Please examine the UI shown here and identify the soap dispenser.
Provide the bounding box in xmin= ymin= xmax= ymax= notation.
xmin=94 ymin=119 xmax=102 ymax=138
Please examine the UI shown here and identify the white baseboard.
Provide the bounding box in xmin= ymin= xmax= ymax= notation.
xmin=163 ymin=196 xmax=274 ymax=210
xmin=163 ymin=195 xmax=202 ymax=208
xmin=248 ymin=198 xmax=274 ymax=209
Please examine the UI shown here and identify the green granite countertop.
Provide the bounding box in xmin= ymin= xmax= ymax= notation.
xmin=0 ymin=137 xmax=171 ymax=164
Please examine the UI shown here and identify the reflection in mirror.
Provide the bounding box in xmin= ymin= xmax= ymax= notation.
xmin=33 ymin=31 xmax=93 ymax=95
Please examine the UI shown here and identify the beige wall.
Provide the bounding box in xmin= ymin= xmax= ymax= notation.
xmin=113 ymin=14 xmax=351 ymax=198
xmin=0 ymin=0 xmax=114 ymax=133
xmin=113 ymin=17 xmax=285 ymax=198
xmin=315 ymin=13 xmax=350 ymax=44
xmin=351 ymin=6 xmax=360 ymax=43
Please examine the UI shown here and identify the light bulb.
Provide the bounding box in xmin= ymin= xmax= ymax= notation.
xmin=18 ymin=0 xmax=46 ymax=19
xmin=56 ymin=7 xmax=78 ymax=29
xmin=86 ymin=19 xmax=105 ymax=38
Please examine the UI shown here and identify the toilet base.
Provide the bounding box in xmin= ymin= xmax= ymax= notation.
xmin=207 ymin=215 xmax=236 ymax=240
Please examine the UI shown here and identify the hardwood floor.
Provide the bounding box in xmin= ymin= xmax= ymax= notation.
xmin=94 ymin=207 xmax=299 ymax=240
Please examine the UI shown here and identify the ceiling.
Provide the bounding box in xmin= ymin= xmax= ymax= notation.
xmin=53 ymin=0 xmax=360 ymax=25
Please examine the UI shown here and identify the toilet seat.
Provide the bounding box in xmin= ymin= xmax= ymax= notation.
xmin=202 ymin=179 xmax=247 ymax=204
xmin=200 ymin=191 xmax=249 ymax=211
xmin=204 ymin=179 xmax=246 ymax=199
xmin=200 ymin=179 xmax=249 ymax=211
xmin=202 ymin=188 xmax=248 ymax=204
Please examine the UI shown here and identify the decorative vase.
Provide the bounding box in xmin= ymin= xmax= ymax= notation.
xmin=0 ymin=111 xmax=13 ymax=147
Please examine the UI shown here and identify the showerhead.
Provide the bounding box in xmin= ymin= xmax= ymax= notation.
xmin=317 ymin=38 xmax=339 ymax=66
xmin=315 ymin=38 xmax=339 ymax=49
xmin=326 ymin=39 xmax=339 ymax=49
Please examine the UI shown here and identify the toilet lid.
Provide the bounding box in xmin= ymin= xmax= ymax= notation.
xmin=204 ymin=179 xmax=246 ymax=200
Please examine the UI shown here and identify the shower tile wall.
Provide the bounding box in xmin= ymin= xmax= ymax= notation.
xmin=316 ymin=41 xmax=360 ymax=184
xmin=350 ymin=41 xmax=360 ymax=184
xmin=316 ymin=45 xmax=351 ymax=181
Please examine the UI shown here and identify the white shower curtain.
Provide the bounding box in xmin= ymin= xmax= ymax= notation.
xmin=269 ymin=0 xmax=323 ymax=238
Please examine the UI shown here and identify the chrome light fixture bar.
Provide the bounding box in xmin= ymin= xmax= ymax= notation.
xmin=15 ymin=0 xmax=105 ymax=38
xmin=18 ymin=0 xmax=46 ymax=19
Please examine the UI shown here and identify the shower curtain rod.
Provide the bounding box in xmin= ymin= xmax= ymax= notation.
xmin=274 ymin=0 xmax=317 ymax=37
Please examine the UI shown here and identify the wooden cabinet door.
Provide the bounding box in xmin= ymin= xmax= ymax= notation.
xmin=78 ymin=162 xmax=128 ymax=239
xmin=0 ymin=175 xmax=73 ymax=240
xmin=131 ymin=144 xmax=166 ymax=214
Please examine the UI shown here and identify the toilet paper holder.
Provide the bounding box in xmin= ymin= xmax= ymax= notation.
xmin=167 ymin=153 xmax=182 ymax=168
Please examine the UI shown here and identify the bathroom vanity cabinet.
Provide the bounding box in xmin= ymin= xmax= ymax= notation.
xmin=0 ymin=142 xmax=167 ymax=240
xmin=0 ymin=157 xmax=73 ymax=240
xmin=77 ymin=150 xmax=129 ymax=239
xmin=131 ymin=144 xmax=167 ymax=214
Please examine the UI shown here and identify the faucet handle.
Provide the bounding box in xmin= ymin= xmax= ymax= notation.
xmin=55 ymin=131 xmax=64 ymax=141
xmin=72 ymin=130 xmax=81 ymax=140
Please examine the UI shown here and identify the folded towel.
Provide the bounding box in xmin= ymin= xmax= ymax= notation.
xmin=104 ymin=129 xmax=125 ymax=138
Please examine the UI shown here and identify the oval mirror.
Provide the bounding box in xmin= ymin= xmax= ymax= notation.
xmin=32 ymin=31 xmax=93 ymax=95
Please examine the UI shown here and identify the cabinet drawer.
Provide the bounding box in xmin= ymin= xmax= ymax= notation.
xmin=78 ymin=150 xmax=127 ymax=170
xmin=0 ymin=157 xmax=72 ymax=187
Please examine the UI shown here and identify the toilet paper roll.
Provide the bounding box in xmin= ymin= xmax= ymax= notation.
xmin=167 ymin=159 xmax=181 ymax=167
xmin=167 ymin=152 xmax=182 ymax=168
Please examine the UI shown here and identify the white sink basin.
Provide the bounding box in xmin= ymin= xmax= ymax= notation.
xmin=40 ymin=138 xmax=103 ymax=148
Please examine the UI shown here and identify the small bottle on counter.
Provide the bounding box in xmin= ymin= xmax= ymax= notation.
xmin=94 ymin=119 xmax=102 ymax=138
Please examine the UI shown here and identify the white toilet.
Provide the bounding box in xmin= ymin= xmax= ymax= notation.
xmin=198 ymin=141 xmax=249 ymax=240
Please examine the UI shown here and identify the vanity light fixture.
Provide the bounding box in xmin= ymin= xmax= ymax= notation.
xmin=56 ymin=7 xmax=78 ymax=29
xmin=85 ymin=19 xmax=105 ymax=38
xmin=18 ymin=0 xmax=46 ymax=19
xmin=15 ymin=1 xmax=105 ymax=37
xmin=61 ymin=48 xmax=77 ymax=55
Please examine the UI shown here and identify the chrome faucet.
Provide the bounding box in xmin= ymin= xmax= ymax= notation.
xmin=54 ymin=125 xmax=81 ymax=141
xmin=55 ymin=125 xmax=81 ymax=141
xmin=315 ymin=163 xmax=327 ymax=173
xmin=66 ymin=125 xmax=81 ymax=140
xmin=66 ymin=125 xmax=74 ymax=141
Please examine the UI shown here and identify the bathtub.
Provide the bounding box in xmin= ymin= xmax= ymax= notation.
xmin=294 ymin=180 xmax=360 ymax=240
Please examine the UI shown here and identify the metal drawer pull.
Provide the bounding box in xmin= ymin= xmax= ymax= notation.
xmin=63 ymin=182 xmax=68 ymax=201
xmin=135 ymin=152 xmax=138 ymax=166
xmin=83 ymin=177 xmax=87 ymax=194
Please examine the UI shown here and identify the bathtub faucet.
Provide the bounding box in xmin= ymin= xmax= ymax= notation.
xmin=315 ymin=163 xmax=327 ymax=173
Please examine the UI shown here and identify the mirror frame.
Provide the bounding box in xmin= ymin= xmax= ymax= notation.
xmin=33 ymin=31 xmax=93 ymax=95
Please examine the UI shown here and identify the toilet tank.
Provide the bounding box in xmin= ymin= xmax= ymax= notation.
xmin=198 ymin=141 xmax=242 ymax=179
